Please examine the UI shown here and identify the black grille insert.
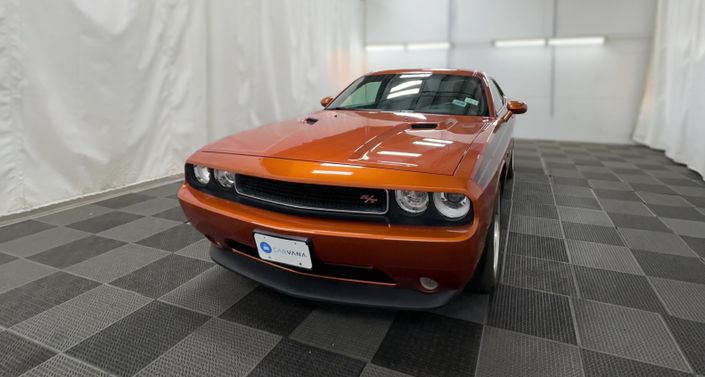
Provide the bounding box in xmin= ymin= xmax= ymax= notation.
xmin=235 ymin=174 xmax=388 ymax=214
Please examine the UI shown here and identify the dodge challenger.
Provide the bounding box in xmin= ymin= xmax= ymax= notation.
xmin=178 ymin=69 xmax=527 ymax=309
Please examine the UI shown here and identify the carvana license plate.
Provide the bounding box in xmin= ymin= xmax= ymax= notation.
xmin=254 ymin=233 xmax=313 ymax=269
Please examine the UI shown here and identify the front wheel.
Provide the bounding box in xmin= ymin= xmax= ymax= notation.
xmin=468 ymin=193 xmax=502 ymax=293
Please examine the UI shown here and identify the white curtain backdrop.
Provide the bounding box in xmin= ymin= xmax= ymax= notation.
xmin=0 ymin=0 xmax=365 ymax=216
xmin=633 ymin=0 xmax=705 ymax=179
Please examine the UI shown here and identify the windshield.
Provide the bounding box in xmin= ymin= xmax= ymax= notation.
xmin=327 ymin=73 xmax=489 ymax=116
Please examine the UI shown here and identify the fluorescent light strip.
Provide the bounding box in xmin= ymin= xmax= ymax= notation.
xmin=423 ymin=138 xmax=453 ymax=144
xmin=493 ymin=38 xmax=546 ymax=48
xmin=413 ymin=141 xmax=447 ymax=147
xmin=311 ymin=170 xmax=353 ymax=176
xmin=406 ymin=42 xmax=450 ymax=51
xmin=548 ymin=36 xmax=606 ymax=46
xmin=365 ymin=44 xmax=404 ymax=52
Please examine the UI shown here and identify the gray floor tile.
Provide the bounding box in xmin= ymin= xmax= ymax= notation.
xmin=566 ymin=240 xmax=644 ymax=275
xmin=67 ymin=244 xmax=169 ymax=283
xmin=475 ymin=327 xmax=583 ymax=377
xmin=630 ymin=183 xmax=678 ymax=195
xmin=120 ymin=198 xmax=179 ymax=216
xmin=137 ymin=223 xmax=204 ymax=252
xmin=671 ymin=185 xmax=705 ymax=197
xmin=647 ymin=204 xmax=705 ymax=221
xmin=502 ymin=255 xmax=576 ymax=295
xmin=0 ymin=259 xmax=56 ymax=294
xmin=573 ymin=299 xmax=690 ymax=372
xmin=558 ymin=206 xmax=613 ymax=226
xmin=588 ymin=179 xmax=632 ymax=191
xmin=19 ymin=354 xmax=109 ymax=377
xmin=551 ymin=177 xmax=589 ymax=187
xmin=359 ymin=364 xmax=414 ymax=377
xmin=562 ymin=222 xmax=624 ymax=246
xmin=67 ymin=211 xmax=143 ymax=233
xmin=618 ymin=228 xmax=696 ymax=256
xmin=513 ymin=192 xmax=555 ymax=205
xmin=0 ymin=227 xmax=90 ymax=258
xmin=0 ymin=332 xmax=55 ymax=377
xmin=135 ymin=318 xmax=280 ymax=377
xmin=291 ymin=305 xmax=395 ymax=361
xmin=552 ymin=184 xmax=595 ymax=198
xmin=12 ymin=285 xmax=151 ymax=351
xmin=621 ymin=174 xmax=662 ymax=184
xmin=219 ymin=287 xmax=316 ymax=336
xmin=608 ymin=213 xmax=672 ymax=232
xmin=510 ymin=215 xmax=563 ymax=239
xmin=36 ymin=205 xmax=112 ymax=226
xmin=99 ymin=217 xmax=181 ymax=243
xmin=506 ymin=232 xmax=568 ymax=262
xmin=638 ymin=192 xmax=693 ymax=207
xmin=581 ymin=349 xmax=690 ymax=377
xmin=685 ymin=195 xmax=705 ymax=208
xmin=513 ymin=182 xmax=551 ymax=195
xmin=597 ymin=198 xmax=653 ymax=216
xmin=431 ymin=290 xmax=489 ymax=324
xmin=632 ymin=249 xmax=705 ymax=284
xmin=29 ymin=236 xmax=125 ymax=269
xmin=681 ymin=235 xmax=705 ymax=258
xmin=67 ymin=301 xmax=209 ymax=377
xmin=594 ymin=189 xmax=642 ymax=202
xmin=249 ymin=338 xmax=365 ymax=377
xmin=548 ymin=168 xmax=583 ymax=178
xmin=487 ymin=285 xmax=576 ymax=344
xmin=664 ymin=315 xmax=705 ymax=375
xmin=372 ymin=312 xmax=483 ymax=377
xmin=555 ymin=195 xmax=602 ymax=210
xmin=174 ymin=239 xmax=213 ymax=262
xmin=152 ymin=207 xmax=187 ymax=222
xmin=661 ymin=218 xmax=705 ymax=237
xmin=0 ymin=220 xmax=55 ymax=244
xmin=0 ymin=272 xmax=100 ymax=327
xmin=0 ymin=252 xmax=16 ymax=266
xmin=650 ymin=277 xmax=705 ymax=323
xmin=511 ymin=202 xmax=558 ymax=219
xmin=137 ymin=182 xmax=183 ymax=198
xmin=110 ymin=254 xmax=212 ymax=298
xmin=574 ymin=266 xmax=665 ymax=313
xmin=94 ymin=193 xmax=152 ymax=209
xmin=159 ymin=266 xmax=257 ymax=316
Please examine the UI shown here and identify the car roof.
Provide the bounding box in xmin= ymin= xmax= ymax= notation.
xmin=366 ymin=68 xmax=487 ymax=78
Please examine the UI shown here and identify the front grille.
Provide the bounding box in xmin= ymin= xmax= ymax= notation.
xmin=235 ymin=174 xmax=388 ymax=215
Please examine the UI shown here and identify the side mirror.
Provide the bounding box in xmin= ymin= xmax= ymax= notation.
xmin=507 ymin=100 xmax=527 ymax=114
xmin=320 ymin=96 xmax=334 ymax=107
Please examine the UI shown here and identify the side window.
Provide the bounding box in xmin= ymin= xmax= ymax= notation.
xmin=489 ymin=78 xmax=505 ymax=115
xmin=340 ymin=81 xmax=382 ymax=108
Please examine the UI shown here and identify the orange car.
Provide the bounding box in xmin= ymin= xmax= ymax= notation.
xmin=178 ymin=69 xmax=526 ymax=309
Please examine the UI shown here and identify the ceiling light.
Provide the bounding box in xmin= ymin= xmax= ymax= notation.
xmin=548 ymin=36 xmax=606 ymax=46
xmin=378 ymin=151 xmax=422 ymax=158
xmin=407 ymin=42 xmax=451 ymax=51
xmin=413 ymin=141 xmax=447 ymax=147
xmin=311 ymin=170 xmax=353 ymax=176
xmin=365 ymin=44 xmax=404 ymax=52
xmin=493 ymin=38 xmax=546 ymax=48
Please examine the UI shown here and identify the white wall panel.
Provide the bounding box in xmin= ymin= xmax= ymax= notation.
xmin=366 ymin=0 xmax=449 ymax=43
xmin=452 ymin=0 xmax=553 ymax=42
xmin=557 ymin=0 xmax=657 ymax=36
xmin=0 ymin=0 xmax=365 ymax=216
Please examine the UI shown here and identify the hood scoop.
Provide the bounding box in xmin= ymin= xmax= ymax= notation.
xmin=409 ymin=122 xmax=438 ymax=130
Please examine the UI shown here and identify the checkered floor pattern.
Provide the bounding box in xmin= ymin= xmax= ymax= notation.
xmin=1 ymin=140 xmax=705 ymax=377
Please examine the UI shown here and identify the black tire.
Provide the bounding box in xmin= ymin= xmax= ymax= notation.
xmin=469 ymin=193 xmax=502 ymax=293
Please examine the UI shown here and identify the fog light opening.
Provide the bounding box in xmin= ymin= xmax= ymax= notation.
xmin=419 ymin=277 xmax=439 ymax=291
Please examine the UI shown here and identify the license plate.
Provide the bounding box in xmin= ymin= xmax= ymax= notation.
xmin=254 ymin=233 xmax=313 ymax=269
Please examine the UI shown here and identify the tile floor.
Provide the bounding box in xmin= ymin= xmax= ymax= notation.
xmin=1 ymin=140 xmax=705 ymax=377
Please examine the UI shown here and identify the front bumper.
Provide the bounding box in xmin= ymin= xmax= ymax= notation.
xmin=179 ymin=183 xmax=488 ymax=308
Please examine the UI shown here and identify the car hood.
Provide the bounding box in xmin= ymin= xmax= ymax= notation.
xmin=202 ymin=110 xmax=491 ymax=176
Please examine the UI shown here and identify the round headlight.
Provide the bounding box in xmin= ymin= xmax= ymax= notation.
xmin=214 ymin=169 xmax=236 ymax=188
xmin=433 ymin=192 xmax=471 ymax=219
xmin=193 ymin=165 xmax=210 ymax=185
xmin=395 ymin=190 xmax=429 ymax=214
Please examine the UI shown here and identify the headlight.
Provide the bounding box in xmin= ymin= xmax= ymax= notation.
xmin=395 ymin=190 xmax=429 ymax=214
xmin=433 ymin=192 xmax=471 ymax=219
xmin=214 ymin=169 xmax=236 ymax=188
xmin=193 ymin=165 xmax=211 ymax=185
